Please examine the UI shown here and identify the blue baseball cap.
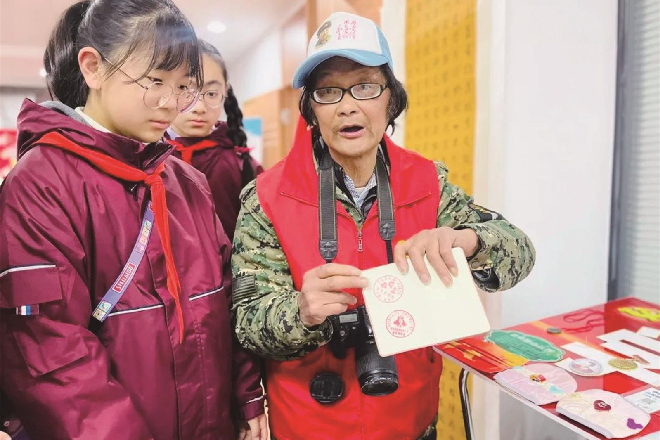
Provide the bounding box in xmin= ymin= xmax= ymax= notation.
xmin=292 ymin=12 xmax=394 ymax=89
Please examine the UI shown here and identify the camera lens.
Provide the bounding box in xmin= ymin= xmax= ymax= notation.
xmin=355 ymin=328 xmax=398 ymax=396
xmin=325 ymin=307 xmax=399 ymax=397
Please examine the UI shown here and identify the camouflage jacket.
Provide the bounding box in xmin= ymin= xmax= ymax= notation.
xmin=231 ymin=161 xmax=535 ymax=361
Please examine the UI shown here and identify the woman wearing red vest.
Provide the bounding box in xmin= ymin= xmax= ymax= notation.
xmin=0 ymin=1 xmax=265 ymax=439
xmin=232 ymin=12 xmax=535 ymax=440
xmin=167 ymin=41 xmax=263 ymax=241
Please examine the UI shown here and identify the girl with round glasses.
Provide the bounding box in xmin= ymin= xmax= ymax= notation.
xmin=0 ymin=1 xmax=264 ymax=439
xmin=168 ymin=41 xmax=264 ymax=242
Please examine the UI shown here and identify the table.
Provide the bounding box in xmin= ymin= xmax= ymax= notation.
xmin=435 ymin=297 xmax=660 ymax=440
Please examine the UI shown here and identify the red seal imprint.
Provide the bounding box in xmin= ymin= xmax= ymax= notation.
xmin=373 ymin=275 xmax=404 ymax=303
xmin=386 ymin=310 xmax=415 ymax=338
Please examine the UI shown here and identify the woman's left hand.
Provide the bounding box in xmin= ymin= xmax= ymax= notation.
xmin=237 ymin=413 xmax=268 ymax=440
xmin=394 ymin=227 xmax=479 ymax=287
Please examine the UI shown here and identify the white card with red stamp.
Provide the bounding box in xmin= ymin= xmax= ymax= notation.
xmin=361 ymin=247 xmax=490 ymax=357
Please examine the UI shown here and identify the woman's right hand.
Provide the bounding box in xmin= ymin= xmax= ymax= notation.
xmin=298 ymin=263 xmax=368 ymax=327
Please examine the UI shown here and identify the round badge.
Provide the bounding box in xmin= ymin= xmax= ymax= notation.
xmin=386 ymin=310 xmax=415 ymax=338
xmin=374 ymin=275 xmax=404 ymax=303
xmin=568 ymin=358 xmax=604 ymax=376
xmin=608 ymin=358 xmax=638 ymax=371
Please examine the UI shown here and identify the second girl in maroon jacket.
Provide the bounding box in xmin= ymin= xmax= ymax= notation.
xmin=167 ymin=41 xmax=264 ymax=241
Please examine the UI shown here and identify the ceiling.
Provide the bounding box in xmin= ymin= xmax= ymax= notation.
xmin=0 ymin=0 xmax=304 ymax=88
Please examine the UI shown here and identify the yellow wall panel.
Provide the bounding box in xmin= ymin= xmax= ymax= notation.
xmin=405 ymin=0 xmax=476 ymax=194
xmin=405 ymin=1 xmax=477 ymax=439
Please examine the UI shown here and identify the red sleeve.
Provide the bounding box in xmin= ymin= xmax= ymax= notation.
xmin=0 ymin=155 xmax=153 ymax=440
xmin=213 ymin=202 xmax=265 ymax=422
xmin=231 ymin=324 xmax=266 ymax=421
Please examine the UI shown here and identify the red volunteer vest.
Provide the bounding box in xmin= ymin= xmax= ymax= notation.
xmin=256 ymin=123 xmax=443 ymax=440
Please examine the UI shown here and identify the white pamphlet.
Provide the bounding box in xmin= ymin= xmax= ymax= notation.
xmin=361 ymin=248 xmax=491 ymax=357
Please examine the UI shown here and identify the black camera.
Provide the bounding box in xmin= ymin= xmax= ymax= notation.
xmin=328 ymin=306 xmax=398 ymax=397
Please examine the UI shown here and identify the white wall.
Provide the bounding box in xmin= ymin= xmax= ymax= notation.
xmin=471 ymin=1 xmax=508 ymax=436
xmin=474 ymin=0 xmax=619 ymax=439
xmin=380 ymin=0 xmax=407 ymax=147
xmin=229 ymin=28 xmax=283 ymax=105
xmin=0 ymin=90 xmax=36 ymax=128
xmin=499 ymin=0 xmax=618 ymax=325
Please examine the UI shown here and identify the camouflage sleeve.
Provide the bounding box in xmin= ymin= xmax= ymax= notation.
xmin=434 ymin=161 xmax=536 ymax=292
xmin=231 ymin=180 xmax=333 ymax=361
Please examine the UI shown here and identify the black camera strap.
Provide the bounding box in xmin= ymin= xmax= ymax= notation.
xmin=375 ymin=152 xmax=395 ymax=264
xmin=318 ymin=146 xmax=338 ymax=263
xmin=317 ymin=144 xmax=395 ymax=264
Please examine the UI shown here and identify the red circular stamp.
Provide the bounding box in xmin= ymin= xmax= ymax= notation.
xmin=386 ymin=310 xmax=415 ymax=338
xmin=373 ymin=275 xmax=404 ymax=303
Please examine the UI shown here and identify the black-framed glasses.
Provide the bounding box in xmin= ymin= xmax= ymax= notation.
xmin=312 ymin=83 xmax=388 ymax=104
xmin=198 ymin=90 xmax=226 ymax=109
xmin=99 ymin=53 xmax=199 ymax=113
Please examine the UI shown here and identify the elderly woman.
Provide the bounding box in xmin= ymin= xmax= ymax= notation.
xmin=232 ymin=12 xmax=535 ymax=440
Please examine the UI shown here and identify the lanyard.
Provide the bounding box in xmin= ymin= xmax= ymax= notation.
xmin=90 ymin=204 xmax=155 ymax=323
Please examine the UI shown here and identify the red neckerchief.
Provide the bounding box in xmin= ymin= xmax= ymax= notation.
xmin=37 ymin=131 xmax=185 ymax=342
xmin=168 ymin=139 xmax=217 ymax=165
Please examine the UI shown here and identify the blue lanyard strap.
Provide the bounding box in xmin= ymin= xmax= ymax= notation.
xmin=91 ymin=204 xmax=155 ymax=323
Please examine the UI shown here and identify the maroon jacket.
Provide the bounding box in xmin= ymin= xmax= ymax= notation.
xmin=168 ymin=123 xmax=264 ymax=241
xmin=0 ymin=100 xmax=264 ymax=440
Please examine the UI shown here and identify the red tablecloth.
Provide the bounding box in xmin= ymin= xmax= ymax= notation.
xmin=436 ymin=297 xmax=660 ymax=439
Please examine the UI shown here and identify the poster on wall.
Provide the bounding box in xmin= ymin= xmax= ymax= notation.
xmin=0 ymin=128 xmax=18 ymax=183
xmin=243 ymin=117 xmax=263 ymax=164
